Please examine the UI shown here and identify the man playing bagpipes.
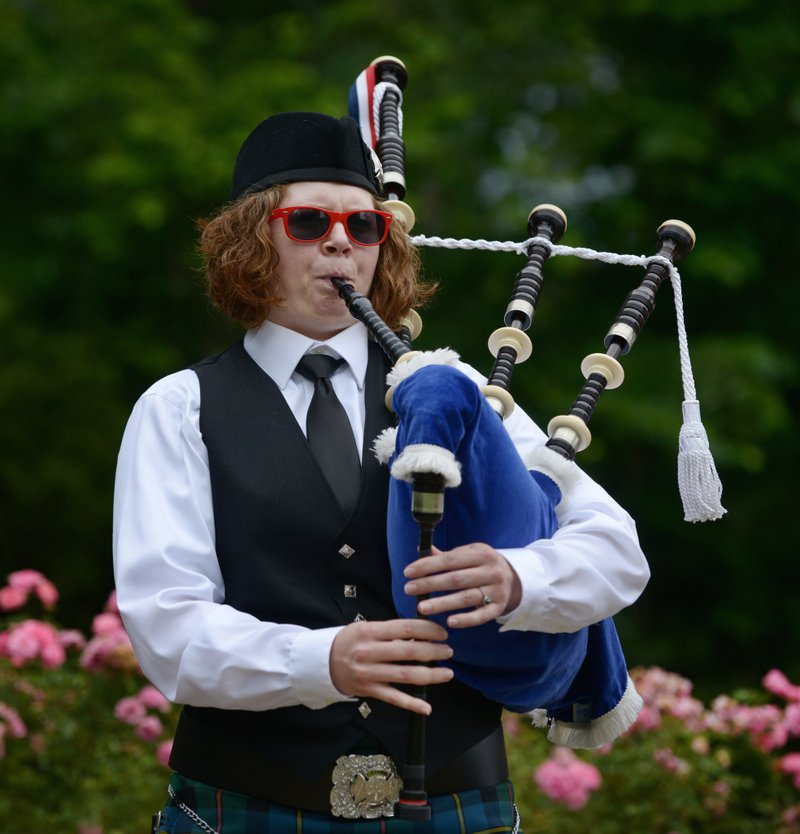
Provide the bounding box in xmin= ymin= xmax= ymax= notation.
xmin=113 ymin=109 xmax=649 ymax=834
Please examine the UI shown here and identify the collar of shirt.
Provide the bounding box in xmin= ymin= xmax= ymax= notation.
xmin=243 ymin=320 xmax=370 ymax=391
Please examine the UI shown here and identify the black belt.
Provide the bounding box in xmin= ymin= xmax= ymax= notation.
xmin=170 ymin=711 xmax=508 ymax=813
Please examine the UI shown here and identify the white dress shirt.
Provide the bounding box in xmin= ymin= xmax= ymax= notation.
xmin=113 ymin=320 xmax=649 ymax=712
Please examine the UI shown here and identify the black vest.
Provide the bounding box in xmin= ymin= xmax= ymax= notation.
xmin=170 ymin=340 xmax=501 ymax=784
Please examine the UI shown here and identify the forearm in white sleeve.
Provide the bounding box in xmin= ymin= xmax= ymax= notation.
xmin=496 ymin=472 xmax=649 ymax=633
xmin=112 ymin=371 xmax=349 ymax=711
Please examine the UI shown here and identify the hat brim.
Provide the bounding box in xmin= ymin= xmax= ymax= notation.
xmin=240 ymin=166 xmax=379 ymax=198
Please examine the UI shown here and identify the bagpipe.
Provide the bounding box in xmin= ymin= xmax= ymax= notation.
xmin=344 ymin=56 xmax=725 ymax=819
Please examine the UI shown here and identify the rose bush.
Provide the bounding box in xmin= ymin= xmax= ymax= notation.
xmin=0 ymin=571 xmax=176 ymax=833
xmin=2 ymin=570 xmax=799 ymax=834
xmin=508 ymin=665 xmax=800 ymax=833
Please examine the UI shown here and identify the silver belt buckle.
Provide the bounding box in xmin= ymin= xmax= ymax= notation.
xmin=330 ymin=753 xmax=403 ymax=819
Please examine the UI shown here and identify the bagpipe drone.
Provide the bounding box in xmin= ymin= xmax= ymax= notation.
xmin=343 ymin=56 xmax=725 ymax=820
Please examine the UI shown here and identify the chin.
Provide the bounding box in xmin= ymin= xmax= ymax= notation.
xmin=303 ymin=317 xmax=353 ymax=341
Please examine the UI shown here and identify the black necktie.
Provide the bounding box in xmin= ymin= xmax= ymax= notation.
xmin=295 ymin=354 xmax=361 ymax=515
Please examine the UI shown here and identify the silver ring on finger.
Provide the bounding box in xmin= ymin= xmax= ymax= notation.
xmin=476 ymin=586 xmax=492 ymax=607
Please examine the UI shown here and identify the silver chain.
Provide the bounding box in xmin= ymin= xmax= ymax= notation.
xmin=167 ymin=785 xmax=221 ymax=834
xmin=512 ymin=802 xmax=521 ymax=833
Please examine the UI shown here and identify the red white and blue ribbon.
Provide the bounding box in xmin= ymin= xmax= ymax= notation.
xmin=349 ymin=65 xmax=405 ymax=151
xmin=348 ymin=65 xmax=378 ymax=150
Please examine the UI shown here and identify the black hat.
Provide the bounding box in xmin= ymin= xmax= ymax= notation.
xmin=230 ymin=112 xmax=383 ymax=201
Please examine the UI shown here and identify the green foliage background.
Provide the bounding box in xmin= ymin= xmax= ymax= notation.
xmin=1 ymin=0 xmax=798 ymax=700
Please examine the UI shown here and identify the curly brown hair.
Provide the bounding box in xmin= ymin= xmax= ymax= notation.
xmin=198 ymin=187 xmax=435 ymax=331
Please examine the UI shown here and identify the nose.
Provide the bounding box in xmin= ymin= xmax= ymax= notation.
xmin=322 ymin=220 xmax=352 ymax=251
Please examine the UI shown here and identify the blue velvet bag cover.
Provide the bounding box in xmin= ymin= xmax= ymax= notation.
xmin=376 ymin=357 xmax=642 ymax=747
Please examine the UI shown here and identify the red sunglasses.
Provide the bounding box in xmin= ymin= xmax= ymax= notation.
xmin=269 ymin=206 xmax=393 ymax=246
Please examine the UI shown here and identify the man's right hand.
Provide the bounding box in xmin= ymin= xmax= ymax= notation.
xmin=329 ymin=619 xmax=454 ymax=715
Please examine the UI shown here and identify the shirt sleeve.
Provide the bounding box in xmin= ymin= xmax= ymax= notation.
xmin=112 ymin=371 xmax=350 ymax=711
xmin=457 ymin=363 xmax=650 ymax=634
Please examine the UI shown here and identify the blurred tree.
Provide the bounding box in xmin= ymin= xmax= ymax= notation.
xmin=1 ymin=0 xmax=797 ymax=696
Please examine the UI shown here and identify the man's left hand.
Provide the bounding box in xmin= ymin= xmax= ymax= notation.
xmin=402 ymin=544 xmax=522 ymax=628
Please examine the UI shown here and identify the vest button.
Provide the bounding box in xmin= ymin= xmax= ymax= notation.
xmin=338 ymin=544 xmax=356 ymax=559
xmin=344 ymin=584 xmax=357 ymax=598
xmin=358 ymin=702 xmax=372 ymax=719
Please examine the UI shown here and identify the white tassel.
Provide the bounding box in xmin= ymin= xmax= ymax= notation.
xmin=678 ymin=400 xmax=727 ymax=522
xmin=669 ymin=266 xmax=727 ymax=522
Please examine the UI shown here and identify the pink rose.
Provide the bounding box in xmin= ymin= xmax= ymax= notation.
xmin=4 ymin=630 xmax=39 ymax=666
xmin=156 ymin=739 xmax=173 ymax=768
xmin=104 ymin=591 xmax=119 ymax=614
xmin=744 ymin=704 xmax=783 ymax=734
xmin=80 ymin=629 xmax=137 ymax=672
xmin=763 ymin=669 xmax=800 ymax=703
xmin=0 ymin=703 xmax=28 ymax=760
xmin=653 ymin=747 xmax=690 ymax=776
xmin=8 ymin=570 xmax=48 ymax=593
xmin=784 ymin=703 xmax=800 ymax=736
xmin=39 ymin=638 xmax=67 ymax=669
xmin=135 ymin=715 xmax=164 ymax=742
xmin=114 ymin=696 xmax=147 ymax=725
xmin=91 ymin=612 xmax=124 ymax=637
xmin=631 ymin=704 xmax=661 ymax=732
xmin=502 ymin=713 xmax=520 ymax=738
xmin=778 ymin=754 xmax=800 ymax=790
xmin=756 ymin=722 xmax=789 ymax=753
xmin=1 ymin=571 xmax=59 ymax=611
xmin=34 ymin=578 xmax=59 ymax=610
xmin=782 ymin=804 xmax=800 ymax=825
xmin=0 ymin=585 xmax=28 ymax=612
xmin=58 ymin=629 xmax=88 ymax=651
xmin=667 ymin=695 xmax=704 ymax=724
xmin=0 ymin=702 xmax=27 ymax=738
xmin=533 ymin=747 xmax=601 ymax=810
xmin=632 ymin=667 xmax=693 ymax=703
xmin=2 ymin=619 xmax=65 ymax=668
xmin=138 ymin=685 xmax=170 ymax=713
xmin=707 ymin=694 xmax=737 ymax=731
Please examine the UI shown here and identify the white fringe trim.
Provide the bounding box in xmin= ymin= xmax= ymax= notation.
xmin=529 ymin=675 xmax=644 ymax=749
xmin=385 ymin=348 xmax=461 ymax=387
xmin=390 ymin=443 xmax=462 ymax=487
xmin=523 ymin=446 xmax=582 ymax=505
xmin=372 ymin=426 xmax=398 ymax=465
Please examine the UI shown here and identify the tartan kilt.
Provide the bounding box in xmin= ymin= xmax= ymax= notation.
xmin=156 ymin=772 xmax=521 ymax=834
